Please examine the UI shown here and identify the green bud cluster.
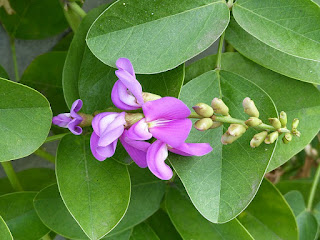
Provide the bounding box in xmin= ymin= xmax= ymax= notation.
xmin=192 ymin=97 xmax=301 ymax=148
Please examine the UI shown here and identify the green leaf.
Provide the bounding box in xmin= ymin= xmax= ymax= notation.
xmin=63 ymin=4 xmax=184 ymax=113
xmin=277 ymin=180 xmax=320 ymax=205
xmin=0 ymin=78 xmax=52 ymax=162
xmin=229 ymin=0 xmax=320 ymax=84
xmin=185 ymin=52 xmax=320 ymax=171
xmin=0 ymin=0 xmax=68 ymax=39
xmin=129 ymin=222 xmax=159 ymax=240
xmin=86 ymin=0 xmax=230 ymax=74
xmin=284 ymin=191 xmax=319 ymax=240
xmin=109 ymin=164 xmax=165 ymax=235
xmin=0 ymin=168 xmax=56 ymax=195
xmin=56 ymin=134 xmax=131 ymax=240
xmin=238 ymin=180 xmax=298 ymax=240
xmin=0 ymin=216 xmax=13 ymax=240
xmin=104 ymin=229 xmax=132 ymax=240
xmin=313 ymin=201 xmax=320 ymax=226
xmin=34 ymin=184 xmax=88 ymax=240
xmin=0 ymin=65 xmax=9 ymax=79
xmin=170 ymin=70 xmax=277 ymax=223
xmin=225 ymin=17 xmax=320 ymax=84
xmin=166 ymin=184 xmax=254 ymax=239
xmin=20 ymin=51 xmax=68 ymax=115
xmin=0 ymin=192 xmax=49 ymax=240
xmin=146 ymin=210 xmax=182 ymax=240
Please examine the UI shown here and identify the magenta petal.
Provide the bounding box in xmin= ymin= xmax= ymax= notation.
xmin=52 ymin=113 xmax=71 ymax=128
xmin=90 ymin=132 xmax=107 ymax=161
xmin=169 ymin=143 xmax=213 ymax=156
xmin=147 ymin=140 xmax=173 ymax=180
xmin=68 ymin=118 xmax=83 ymax=135
xmin=127 ymin=119 xmax=152 ymax=141
xmin=112 ymin=81 xmax=140 ymax=110
xmin=70 ymin=99 xmax=83 ymax=118
xmin=96 ymin=140 xmax=118 ymax=159
xmin=143 ymin=97 xmax=191 ymax=121
xmin=149 ymin=119 xmax=192 ymax=148
xmin=120 ymin=131 xmax=150 ymax=168
xmin=116 ymin=58 xmax=135 ymax=77
xmin=115 ymin=69 xmax=144 ymax=106
xmin=98 ymin=126 xmax=124 ymax=147
xmin=92 ymin=112 xmax=115 ymax=136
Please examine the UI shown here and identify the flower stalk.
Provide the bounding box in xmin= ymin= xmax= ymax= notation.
xmin=1 ymin=161 xmax=23 ymax=191
xmin=307 ymin=163 xmax=320 ymax=211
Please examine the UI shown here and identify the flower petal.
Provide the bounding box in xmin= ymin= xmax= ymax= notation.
xmin=120 ymin=130 xmax=150 ymax=168
xmin=149 ymin=119 xmax=192 ymax=148
xmin=127 ymin=119 xmax=152 ymax=141
xmin=147 ymin=140 xmax=173 ymax=180
xmin=100 ymin=112 xmax=126 ymax=136
xmin=98 ymin=126 xmax=124 ymax=147
xmin=169 ymin=143 xmax=213 ymax=156
xmin=96 ymin=140 xmax=117 ymax=159
xmin=143 ymin=97 xmax=191 ymax=122
xmin=111 ymin=81 xmax=140 ymax=110
xmin=115 ymin=69 xmax=144 ymax=106
xmin=91 ymin=112 xmax=116 ymax=136
xmin=52 ymin=113 xmax=71 ymax=128
xmin=90 ymin=132 xmax=109 ymax=161
xmin=116 ymin=58 xmax=135 ymax=77
xmin=67 ymin=118 xmax=83 ymax=135
xmin=70 ymin=99 xmax=83 ymax=118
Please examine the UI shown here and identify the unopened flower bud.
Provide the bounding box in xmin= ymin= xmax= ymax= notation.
xmin=221 ymin=132 xmax=241 ymax=145
xmin=264 ymin=131 xmax=279 ymax=144
xmin=292 ymin=129 xmax=301 ymax=137
xmin=192 ymin=103 xmax=214 ymax=118
xmin=125 ymin=113 xmax=144 ymax=127
xmin=195 ymin=118 xmax=213 ymax=131
xmin=268 ymin=118 xmax=281 ymax=129
xmin=280 ymin=111 xmax=287 ymax=127
xmin=211 ymin=98 xmax=229 ymax=116
xmin=282 ymin=133 xmax=292 ymax=144
xmin=292 ymin=118 xmax=299 ymax=130
xmin=250 ymin=131 xmax=268 ymax=148
xmin=142 ymin=92 xmax=161 ymax=103
xmin=227 ymin=124 xmax=246 ymax=136
xmin=245 ymin=117 xmax=262 ymax=127
xmin=210 ymin=121 xmax=223 ymax=129
xmin=242 ymin=97 xmax=259 ymax=118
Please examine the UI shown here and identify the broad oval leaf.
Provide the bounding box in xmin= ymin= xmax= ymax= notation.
xmin=230 ymin=0 xmax=320 ymax=83
xmin=238 ymin=180 xmax=298 ymax=240
xmin=284 ymin=191 xmax=319 ymax=240
xmin=0 ymin=78 xmax=52 ymax=162
xmin=108 ymin=164 xmax=165 ymax=236
xmin=34 ymin=184 xmax=88 ymax=240
xmin=86 ymin=0 xmax=230 ymax=74
xmin=20 ymin=51 xmax=68 ymax=115
xmin=185 ymin=52 xmax=320 ymax=171
xmin=63 ymin=4 xmax=184 ymax=112
xmin=0 ymin=0 xmax=68 ymax=39
xmin=0 ymin=168 xmax=56 ymax=195
xmin=225 ymin=17 xmax=320 ymax=84
xmin=0 ymin=216 xmax=13 ymax=240
xmin=56 ymin=134 xmax=131 ymax=240
xmin=166 ymin=184 xmax=254 ymax=239
xmin=129 ymin=222 xmax=159 ymax=240
xmin=0 ymin=192 xmax=49 ymax=240
xmin=170 ymin=70 xmax=277 ymax=223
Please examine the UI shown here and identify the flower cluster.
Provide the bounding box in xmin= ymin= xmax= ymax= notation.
xmin=53 ymin=58 xmax=212 ymax=180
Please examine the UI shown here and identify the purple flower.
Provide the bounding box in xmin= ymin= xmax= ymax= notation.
xmin=111 ymin=58 xmax=144 ymax=110
xmin=90 ymin=112 xmax=126 ymax=161
xmin=52 ymin=99 xmax=83 ymax=135
xmin=147 ymin=140 xmax=213 ymax=180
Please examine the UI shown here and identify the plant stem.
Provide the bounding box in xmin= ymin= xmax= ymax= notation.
xmin=44 ymin=133 xmax=69 ymax=143
xmin=41 ymin=233 xmax=52 ymax=240
xmin=34 ymin=148 xmax=55 ymax=163
xmin=1 ymin=162 xmax=23 ymax=191
xmin=10 ymin=38 xmax=19 ymax=82
xmin=307 ymin=163 xmax=320 ymax=211
xmin=68 ymin=2 xmax=86 ymax=18
xmin=215 ymin=31 xmax=225 ymax=71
